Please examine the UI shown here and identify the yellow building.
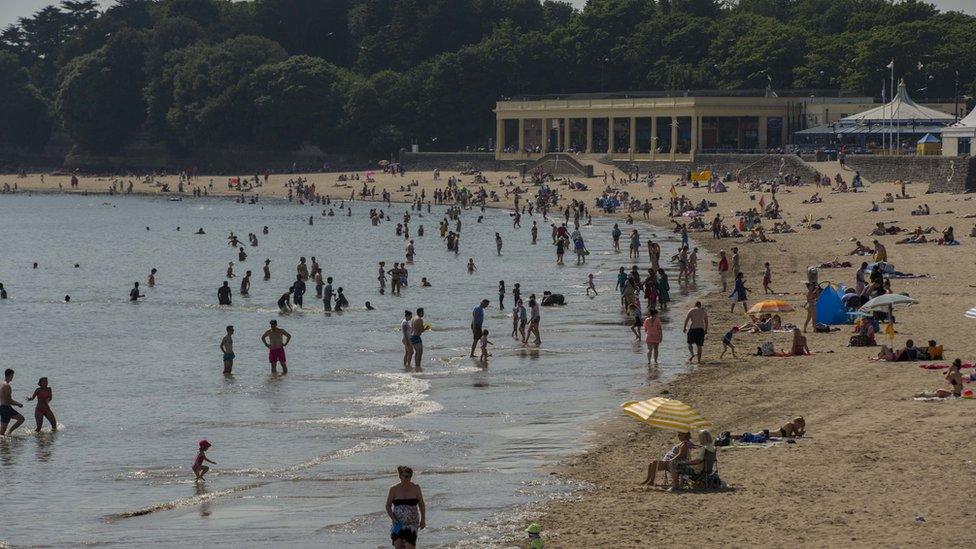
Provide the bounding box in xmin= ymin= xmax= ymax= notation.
xmin=493 ymin=89 xmax=955 ymax=161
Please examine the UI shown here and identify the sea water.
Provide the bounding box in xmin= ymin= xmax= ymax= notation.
xmin=0 ymin=193 xmax=700 ymax=547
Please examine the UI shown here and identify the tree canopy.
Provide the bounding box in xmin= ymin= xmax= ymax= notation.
xmin=0 ymin=0 xmax=973 ymax=155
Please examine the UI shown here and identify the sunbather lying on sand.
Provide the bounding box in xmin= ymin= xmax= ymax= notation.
xmin=723 ymin=417 xmax=806 ymax=442
xmin=877 ymin=340 xmax=920 ymax=361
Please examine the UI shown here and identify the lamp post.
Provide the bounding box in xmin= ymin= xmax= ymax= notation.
xmin=955 ymin=70 xmax=960 ymax=121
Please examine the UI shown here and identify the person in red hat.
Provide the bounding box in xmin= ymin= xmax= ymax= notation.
xmin=193 ymin=440 xmax=216 ymax=481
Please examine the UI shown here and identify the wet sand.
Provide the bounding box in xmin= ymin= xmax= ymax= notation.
xmin=7 ymin=167 xmax=976 ymax=547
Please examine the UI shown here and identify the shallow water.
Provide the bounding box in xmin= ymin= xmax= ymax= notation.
xmin=0 ymin=194 xmax=702 ymax=547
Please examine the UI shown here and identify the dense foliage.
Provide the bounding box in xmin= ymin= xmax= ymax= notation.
xmin=2 ymin=0 xmax=975 ymax=156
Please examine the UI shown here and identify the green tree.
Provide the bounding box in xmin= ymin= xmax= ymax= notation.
xmin=146 ymin=35 xmax=287 ymax=149
xmin=55 ymin=28 xmax=147 ymax=153
xmin=246 ymin=55 xmax=348 ymax=150
xmin=0 ymin=51 xmax=52 ymax=150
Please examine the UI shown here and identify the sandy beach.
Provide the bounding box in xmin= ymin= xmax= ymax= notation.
xmin=5 ymin=164 xmax=976 ymax=547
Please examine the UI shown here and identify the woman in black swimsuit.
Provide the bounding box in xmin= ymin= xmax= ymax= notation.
xmin=385 ymin=466 xmax=426 ymax=549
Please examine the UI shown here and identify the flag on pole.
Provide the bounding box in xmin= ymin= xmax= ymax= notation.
xmin=881 ymin=81 xmax=886 ymax=101
xmin=886 ymin=59 xmax=894 ymax=69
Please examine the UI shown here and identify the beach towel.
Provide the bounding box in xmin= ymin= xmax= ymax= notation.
xmin=918 ymin=363 xmax=975 ymax=370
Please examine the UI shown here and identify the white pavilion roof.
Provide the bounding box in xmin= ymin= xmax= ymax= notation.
xmin=841 ymin=80 xmax=955 ymax=124
xmin=942 ymin=105 xmax=976 ymax=138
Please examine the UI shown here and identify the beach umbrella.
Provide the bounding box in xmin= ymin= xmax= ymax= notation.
xmin=747 ymin=300 xmax=794 ymax=314
xmin=965 ymin=307 xmax=976 ymax=319
xmin=860 ymin=294 xmax=918 ymax=312
xmin=621 ymin=398 xmax=712 ymax=432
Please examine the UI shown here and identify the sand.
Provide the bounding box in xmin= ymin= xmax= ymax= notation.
xmin=5 ymin=165 xmax=976 ymax=547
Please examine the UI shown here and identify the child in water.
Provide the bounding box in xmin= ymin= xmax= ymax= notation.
xmin=479 ymin=329 xmax=493 ymax=362
xmin=193 ymin=440 xmax=216 ymax=481
xmin=467 ymin=258 xmax=476 ymax=273
xmin=586 ymin=273 xmax=598 ymax=296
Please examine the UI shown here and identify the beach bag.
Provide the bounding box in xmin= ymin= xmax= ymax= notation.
xmin=760 ymin=341 xmax=775 ymax=356
xmin=715 ymin=431 xmax=732 ymax=447
xmin=705 ymin=473 xmax=723 ymax=489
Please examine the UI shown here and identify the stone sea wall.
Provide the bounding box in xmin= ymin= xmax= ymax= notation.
xmin=844 ymin=155 xmax=975 ymax=193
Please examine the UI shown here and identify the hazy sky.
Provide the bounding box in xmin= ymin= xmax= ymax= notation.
xmin=2 ymin=0 xmax=974 ymax=28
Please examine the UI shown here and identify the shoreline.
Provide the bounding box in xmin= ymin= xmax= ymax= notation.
xmin=6 ymin=169 xmax=976 ymax=547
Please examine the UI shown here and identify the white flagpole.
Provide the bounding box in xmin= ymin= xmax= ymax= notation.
xmin=890 ymin=62 xmax=895 ymax=154
xmin=882 ymin=80 xmax=887 ymax=153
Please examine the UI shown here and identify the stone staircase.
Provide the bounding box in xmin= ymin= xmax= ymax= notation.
xmin=526 ymin=153 xmax=594 ymax=177
xmin=805 ymin=160 xmax=872 ymax=184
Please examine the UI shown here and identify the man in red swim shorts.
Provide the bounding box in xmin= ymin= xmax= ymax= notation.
xmin=261 ymin=320 xmax=292 ymax=374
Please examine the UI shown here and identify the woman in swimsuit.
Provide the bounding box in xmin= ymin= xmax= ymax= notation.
xmin=916 ymin=359 xmax=964 ymax=398
xmin=640 ymin=431 xmax=693 ymax=488
xmin=26 ymin=377 xmax=56 ymax=432
xmin=386 ymin=466 xmax=426 ymax=549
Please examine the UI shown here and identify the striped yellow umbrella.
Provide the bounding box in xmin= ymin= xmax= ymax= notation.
xmin=621 ymin=398 xmax=713 ymax=432
xmin=747 ymin=300 xmax=794 ymax=314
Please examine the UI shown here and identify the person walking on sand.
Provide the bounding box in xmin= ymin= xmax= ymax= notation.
xmin=401 ymin=310 xmax=414 ymax=368
xmin=386 ymin=466 xmax=426 ymax=549
xmin=683 ymin=301 xmax=708 ymax=364
xmin=220 ymin=326 xmax=235 ymax=374
xmin=717 ymin=250 xmax=729 ymax=292
xmin=803 ymin=282 xmax=819 ymax=333
xmin=643 ymin=308 xmax=663 ymax=365
xmin=720 ymin=326 xmax=738 ymax=359
xmin=25 ymin=377 xmax=56 ymax=432
xmin=470 ymin=300 xmax=489 ymax=357
xmin=762 ymin=262 xmax=773 ymax=294
xmin=192 ymin=440 xmax=216 ymax=481
xmin=0 ymin=368 xmax=25 ymax=436
xmin=729 ymin=272 xmax=750 ymax=313
xmin=261 ymin=320 xmax=292 ymax=374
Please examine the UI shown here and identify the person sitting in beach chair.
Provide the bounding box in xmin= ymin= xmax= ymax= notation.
xmin=640 ymin=431 xmax=693 ymax=489
xmin=672 ymin=430 xmax=721 ymax=490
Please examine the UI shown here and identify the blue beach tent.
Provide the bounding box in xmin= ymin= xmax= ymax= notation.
xmin=815 ymin=284 xmax=849 ymax=325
